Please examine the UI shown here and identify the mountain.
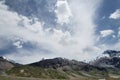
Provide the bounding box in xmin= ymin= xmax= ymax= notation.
xmin=29 ymin=57 xmax=106 ymax=72
xmin=2 ymin=50 xmax=120 ymax=79
xmin=7 ymin=57 xmax=107 ymax=79
xmin=29 ymin=57 xmax=86 ymax=69
xmin=90 ymin=50 xmax=120 ymax=76
xmin=91 ymin=57 xmax=120 ymax=69
xmin=103 ymin=50 xmax=120 ymax=58
xmin=91 ymin=50 xmax=120 ymax=68
xmin=0 ymin=56 xmax=14 ymax=70
xmin=0 ymin=56 xmax=21 ymax=75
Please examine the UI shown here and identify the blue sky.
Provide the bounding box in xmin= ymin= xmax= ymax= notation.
xmin=0 ymin=0 xmax=120 ymax=64
xmin=95 ymin=0 xmax=120 ymax=45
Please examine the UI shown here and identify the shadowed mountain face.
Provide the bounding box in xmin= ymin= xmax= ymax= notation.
xmin=29 ymin=57 xmax=87 ymax=69
xmin=29 ymin=57 xmax=106 ymax=72
xmin=0 ymin=56 xmax=20 ymax=70
xmin=0 ymin=57 xmax=14 ymax=70
xmin=103 ymin=50 xmax=120 ymax=58
xmin=91 ymin=50 xmax=120 ymax=69
xmin=91 ymin=57 xmax=120 ymax=69
xmin=0 ymin=56 xmax=16 ymax=75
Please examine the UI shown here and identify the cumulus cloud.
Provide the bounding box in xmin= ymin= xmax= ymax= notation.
xmin=97 ymin=27 xmax=120 ymax=54
xmin=0 ymin=0 xmax=104 ymax=64
xmin=100 ymin=29 xmax=114 ymax=37
xmin=13 ymin=40 xmax=23 ymax=48
xmin=109 ymin=9 xmax=120 ymax=19
xmin=55 ymin=0 xmax=72 ymax=25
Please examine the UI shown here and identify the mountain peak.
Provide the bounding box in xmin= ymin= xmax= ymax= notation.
xmin=103 ymin=50 xmax=120 ymax=58
xmin=0 ymin=56 xmax=4 ymax=59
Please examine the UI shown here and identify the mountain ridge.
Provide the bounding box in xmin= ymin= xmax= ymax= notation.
xmin=1 ymin=50 xmax=120 ymax=79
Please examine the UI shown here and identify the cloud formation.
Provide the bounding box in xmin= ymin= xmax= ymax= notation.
xmin=100 ymin=29 xmax=114 ymax=37
xmin=109 ymin=9 xmax=120 ymax=19
xmin=55 ymin=0 xmax=72 ymax=25
xmin=0 ymin=0 xmax=104 ymax=64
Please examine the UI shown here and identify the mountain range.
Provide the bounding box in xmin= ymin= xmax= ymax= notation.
xmin=0 ymin=50 xmax=120 ymax=79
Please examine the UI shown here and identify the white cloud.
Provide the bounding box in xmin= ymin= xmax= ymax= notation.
xmin=55 ymin=0 xmax=72 ymax=25
xmin=13 ymin=41 xmax=23 ymax=48
xmin=109 ymin=9 xmax=120 ymax=19
xmin=0 ymin=0 xmax=104 ymax=64
xmin=100 ymin=29 xmax=114 ymax=37
xmin=112 ymin=35 xmax=116 ymax=38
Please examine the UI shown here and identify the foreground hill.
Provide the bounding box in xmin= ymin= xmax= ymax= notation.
xmin=0 ymin=57 xmax=14 ymax=70
xmin=0 ymin=56 xmax=20 ymax=75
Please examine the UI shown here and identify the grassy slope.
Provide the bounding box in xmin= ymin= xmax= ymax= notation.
xmin=6 ymin=66 xmax=69 ymax=79
xmin=0 ymin=76 xmax=120 ymax=80
xmin=6 ymin=65 xmax=106 ymax=79
xmin=5 ymin=65 xmax=120 ymax=80
xmin=0 ymin=76 xmax=66 ymax=80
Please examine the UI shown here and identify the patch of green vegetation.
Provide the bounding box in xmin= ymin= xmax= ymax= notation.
xmin=107 ymin=68 xmax=120 ymax=75
xmin=6 ymin=65 xmax=69 ymax=79
xmin=1 ymin=76 xmax=120 ymax=80
xmin=5 ymin=65 xmax=120 ymax=80
xmin=106 ymin=77 xmax=120 ymax=80
xmin=81 ymin=68 xmax=108 ymax=78
xmin=0 ymin=76 xmax=68 ymax=80
xmin=74 ymin=71 xmax=86 ymax=76
xmin=47 ymin=69 xmax=68 ymax=79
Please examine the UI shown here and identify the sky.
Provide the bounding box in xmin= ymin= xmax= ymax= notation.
xmin=0 ymin=0 xmax=120 ymax=64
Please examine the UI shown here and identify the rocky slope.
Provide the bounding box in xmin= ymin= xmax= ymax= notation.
xmin=29 ymin=57 xmax=106 ymax=72
xmin=0 ymin=56 xmax=20 ymax=75
xmin=91 ymin=50 xmax=120 ymax=69
xmin=0 ymin=56 xmax=15 ymax=70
